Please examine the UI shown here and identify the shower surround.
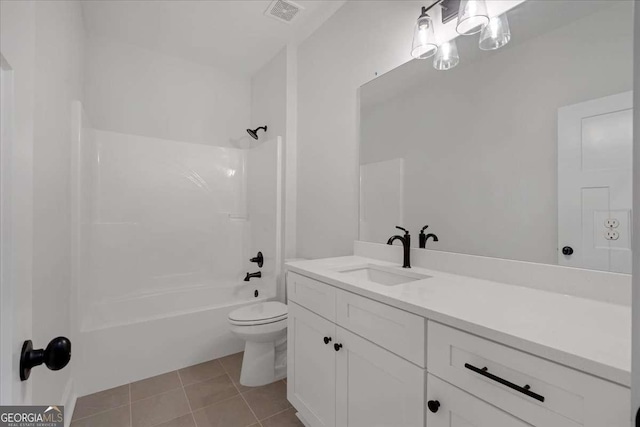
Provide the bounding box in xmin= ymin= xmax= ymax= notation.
xmin=71 ymin=103 xmax=283 ymax=395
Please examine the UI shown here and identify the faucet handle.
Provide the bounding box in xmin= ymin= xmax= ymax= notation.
xmin=395 ymin=226 xmax=409 ymax=235
xmin=420 ymin=225 xmax=429 ymax=233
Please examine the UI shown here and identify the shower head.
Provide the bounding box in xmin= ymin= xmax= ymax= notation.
xmin=247 ymin=126 xmax=267 ymax=140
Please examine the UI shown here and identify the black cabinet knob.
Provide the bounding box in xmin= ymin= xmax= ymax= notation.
xmin=427 ymin=400 xmax=440 ymax=413
xmin=323 ymin=337 xmax=332 ymax=345
xmin=562 ymin=246 xmax=573 ymax=256
xmin=20 ymin=337 xmax=71 ymax=381
xmin=334 ymin=343 xmax=343 ymax=352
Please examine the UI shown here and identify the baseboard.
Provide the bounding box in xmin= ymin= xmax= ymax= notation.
xmin=61 ymin=378 xmax=76 ymax=427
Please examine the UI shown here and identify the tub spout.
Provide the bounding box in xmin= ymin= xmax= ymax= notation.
xmin=244 ymin=271 xmax=262 ymax=281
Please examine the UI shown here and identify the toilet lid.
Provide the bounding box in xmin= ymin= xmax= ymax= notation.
xmin=229 ymin=301 xmax=288 ymax=324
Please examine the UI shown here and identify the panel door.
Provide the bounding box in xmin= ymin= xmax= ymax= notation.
xmin=287 ymin=302 xmax=337 ymax=427
xmin=335 ymin=326 xmax=424 ymax=427
xmin=558 ymin=91 xmax=633 ymax=273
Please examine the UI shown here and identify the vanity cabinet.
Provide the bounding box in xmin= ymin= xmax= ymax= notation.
xmin=287 ymin=271 xmax=631 ymax=427
xmin=287 ymin=301 xmax=424 ymax=427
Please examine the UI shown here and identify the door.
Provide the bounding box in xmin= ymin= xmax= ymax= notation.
xmin=335 ymin=326 xmax=424 ymax=427
xmin=0 ymin=53 xmax=31 ymax=405
xmin=287 ymin=302 xmax=336 ymax=427
xmin=558 ymin=91 xmax=633 ymax=273
xmin=426 ymin=375 xmax=536 ymax=427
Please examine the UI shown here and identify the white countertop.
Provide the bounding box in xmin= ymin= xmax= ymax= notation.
xmin=286 ymin=256 xmax=631 ymax=387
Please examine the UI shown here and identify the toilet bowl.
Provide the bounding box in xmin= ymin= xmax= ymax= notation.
xmin=228 ymin=301 xmax=288 ymax=387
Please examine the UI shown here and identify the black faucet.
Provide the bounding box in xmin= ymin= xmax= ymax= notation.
xmin=244 ymin=271 xmax=262 ymax=281
xmin=419 ymin=225 xmax=439 ymax=248
xmin=387 ymin=226 xmax=411 ymax=268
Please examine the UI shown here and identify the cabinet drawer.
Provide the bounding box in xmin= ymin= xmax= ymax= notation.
xmin=426 ymin=374 xmax=576 ymax=427
xmin=287 ymin=272 xmax=336 ymax=321
xmin=427 ymin=321 xmax=629 ymax=427
xmin=336 ymin=289 xmax=425 ymax=367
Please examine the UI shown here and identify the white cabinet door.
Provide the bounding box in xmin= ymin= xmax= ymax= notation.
xmin=287 ymin=302 xmax=337 ymax=427
xmin=335 ymin=326 xmax=424 ymax=427
xmin=426 ymin=375 xmax=578 ymax=427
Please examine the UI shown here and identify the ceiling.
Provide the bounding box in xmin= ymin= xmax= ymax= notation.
xmin=81 ymin=0 xmax=345 ymax=77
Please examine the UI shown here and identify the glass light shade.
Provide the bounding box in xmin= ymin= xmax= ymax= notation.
xmin=479 ymin=14 xmax=511 ymax=50
xmin=411 ymin=13 xmax=438 ymax=59
xmin=456 ymin=0 xmax=489 ymax=35
xmin=433 ymin=40 xmax=459 ymax=71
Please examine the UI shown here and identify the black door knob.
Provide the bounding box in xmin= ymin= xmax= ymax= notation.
xmin=334 ymin=343 xmax=343 ymax=351
xmin=20 ymin=337 xmax=71 ymax=381
xmin=427 ymin=400 xmax=440 ymax=413
xmin=562 ymin=246 xmax=574 ymax=256
xmin=324 ymin=337 xmax=332 ymax=345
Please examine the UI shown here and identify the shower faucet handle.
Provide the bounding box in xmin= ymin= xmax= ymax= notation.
xmin=249 ymin=251 xmax=264 ymax=268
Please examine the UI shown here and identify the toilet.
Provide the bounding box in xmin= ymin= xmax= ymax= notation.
xmin=228 ymin=301 xmax=288 ymax=387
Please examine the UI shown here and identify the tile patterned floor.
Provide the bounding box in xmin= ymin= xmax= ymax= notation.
xmin=71 ymin=352 xmax=302 ymax=427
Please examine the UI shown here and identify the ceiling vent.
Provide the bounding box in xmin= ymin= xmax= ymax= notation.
xmin=265 ymin=0 xmax=304 ymax=24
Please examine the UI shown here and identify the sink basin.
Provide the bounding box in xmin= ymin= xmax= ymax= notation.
xmin=338 ymin=264 xmax=430 ymax=286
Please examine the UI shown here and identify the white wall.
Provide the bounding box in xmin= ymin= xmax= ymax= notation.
xmin=84 ymin=36 xmax=251 ymax=147
xmin=360 ymin=5 xmax=634 ymax=265
xmin=296 ymin=1 xmax=421 ymax=259
xmin=251 ymin=49 xmax=287 ymax=149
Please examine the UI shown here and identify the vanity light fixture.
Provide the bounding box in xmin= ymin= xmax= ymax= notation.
xmin=433 ymin=40 xmax=459 ymax=70
xmin=410 ymin=1 xmax=513 ymax=71
xmin=479 ymin=13 xmax=511 ymax=50
xmin=411 ymin=5 xmax=439 ymax=59
xmin=456 ymin=0 xmax=489 ymax=35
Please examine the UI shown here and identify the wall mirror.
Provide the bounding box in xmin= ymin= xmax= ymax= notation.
xmin=359 ymin=0 xmax=634 ymax=273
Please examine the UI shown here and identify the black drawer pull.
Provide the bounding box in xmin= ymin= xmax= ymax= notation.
xmin=464 ymin=363 xmax=545 ymax=403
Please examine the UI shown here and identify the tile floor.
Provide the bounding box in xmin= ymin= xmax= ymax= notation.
xmin=71 ymin=352 xmax=302 ymax=427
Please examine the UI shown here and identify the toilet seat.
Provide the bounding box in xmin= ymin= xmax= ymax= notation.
xmin=229 ymin=301 xmax=288 ymax=326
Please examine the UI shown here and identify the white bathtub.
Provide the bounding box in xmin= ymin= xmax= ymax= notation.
xmin=76 ymin=285 xmax=272 ymax=396
xmin=81 ymin=282 xmax=263 ymax=332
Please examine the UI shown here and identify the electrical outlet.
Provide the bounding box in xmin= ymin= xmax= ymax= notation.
xmin=605 ymin=229 xmax=620 ymax=240
xmin=604 ymin=218 xmax=620 ymax=228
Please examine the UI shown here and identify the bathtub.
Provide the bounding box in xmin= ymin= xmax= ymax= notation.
xmin=75 ymin=284 xmax=272 ymax=396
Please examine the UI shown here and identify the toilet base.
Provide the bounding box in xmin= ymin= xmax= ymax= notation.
xmin=240 ymin=338 xmax=287 ymax=387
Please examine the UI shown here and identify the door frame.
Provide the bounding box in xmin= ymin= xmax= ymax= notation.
xmin=631 ymin=2 xmax=640 ymax=425
xmin=0 ymin=52 xmax=15 ymax=404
